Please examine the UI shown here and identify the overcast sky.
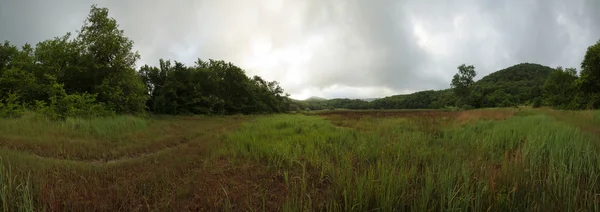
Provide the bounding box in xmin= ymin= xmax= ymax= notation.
xmin=1 ymin=0 xmax=599 ymax=99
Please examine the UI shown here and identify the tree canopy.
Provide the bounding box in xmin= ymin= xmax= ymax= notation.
xmin=0 ymin=5 xmax=291 ymax=119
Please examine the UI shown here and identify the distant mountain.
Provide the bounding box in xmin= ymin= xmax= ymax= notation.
xmin=361 ymin=98 xmax=379 ymax=102
xmin=304 ymin=96 xmax=328 ymax=101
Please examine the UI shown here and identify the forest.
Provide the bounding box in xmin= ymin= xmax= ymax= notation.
xmin=0 ymin=5 xmax=290 ymax=119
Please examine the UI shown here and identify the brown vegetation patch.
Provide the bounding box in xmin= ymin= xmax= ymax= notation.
xmin=0 ymin=117 xmax=245 ymax=162
xmin=455 ymin=109 xmax=516 ymax=124
xmin=315 ymin=109 xmax=516 ymax=126
xmin=315 ymin=110 xmax=456 ymax=120
xmin=38 ymin=159 xmax=289 ymax=212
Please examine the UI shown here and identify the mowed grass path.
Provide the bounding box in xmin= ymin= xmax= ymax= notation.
xmin=2 ymin=108 xmax=600 ymax=211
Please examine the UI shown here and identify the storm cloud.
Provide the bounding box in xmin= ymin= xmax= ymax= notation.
xmin=1 ymin=0 xmax=599 ymax=99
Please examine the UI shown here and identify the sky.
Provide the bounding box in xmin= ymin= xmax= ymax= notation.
xmin=1 ymin=0 xmax=599 ymax=100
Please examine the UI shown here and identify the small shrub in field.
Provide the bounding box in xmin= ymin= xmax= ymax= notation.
xmin=442 ymin=106 xmax=460 ymax=112
xmin=532 ymin=98 xmax=542 ymax=108
xmin=460 ymin=104 xmax=474 ymax=110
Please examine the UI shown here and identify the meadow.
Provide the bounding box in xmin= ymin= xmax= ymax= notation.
xmin=1 ymin=108 xmax=600 ymax=211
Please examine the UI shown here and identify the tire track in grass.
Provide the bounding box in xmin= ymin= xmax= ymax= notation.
xmin=0 ymin=121 xmax=243 ymax=165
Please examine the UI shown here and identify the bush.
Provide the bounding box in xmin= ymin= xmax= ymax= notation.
xmin=442 ymin=106 xmax=460 ymax=112
xmin=460 ymin=104 xmax=474 ymax=110
xmin=37 ymin=76 xmax=114 ymax=120
xmin=532 ymin=98 xmax=542 ymax=108
xmin=0 ymin=92 xmax=25 ymax=118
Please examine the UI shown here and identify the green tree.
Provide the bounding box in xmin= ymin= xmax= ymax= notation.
xmin=77 ymin=5 xmax=147 ymax=114
xmin=451 ymin=64 xmax=477 ymax=107
xmin=543 ymin=67 xmax=579 ymax=109
xmin=0 ymin=41 xmax=19 ymax=73
xmin=0 ymin=68 xmax=36 ymax=102
xmin=34 ymin=33 xmax=90 ymax=95
xmin=578 ymin=39 xmax=600 ymax=108
xmin=140 ymin=58 xmax=290 ymax=115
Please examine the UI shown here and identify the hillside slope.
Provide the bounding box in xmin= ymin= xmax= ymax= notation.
xmin=470 ymin=63 xmax=554 ymax=107
xmin=367 ymin=63 xmax=556 ymax=109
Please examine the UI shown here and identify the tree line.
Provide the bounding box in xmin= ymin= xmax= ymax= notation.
xmin=0 ymin=5 xmax=290 ymax=119
xmin=301 ymin=52 xmax=600 ymax=111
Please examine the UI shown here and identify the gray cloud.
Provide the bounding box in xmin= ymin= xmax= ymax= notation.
xmin=1 ymin=0 xmax=599 ymax=99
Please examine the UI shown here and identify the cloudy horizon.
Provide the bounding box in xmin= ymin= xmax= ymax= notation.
xmin=1 ymin=0 xmax=599 ymax=100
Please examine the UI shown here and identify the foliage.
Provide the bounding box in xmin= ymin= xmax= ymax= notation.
xmin=473 ymin=63 xmax=553 ymax=107
xmin=29 ymin=75 xmax=111 ymax=120
xmin=76 ymin=5 xmax=147 ymax=114
xmin=139 ymin=59 xmax=290 ymax=115
xmin=540 ymin=40 xmax=600 ymax=110
xmin=372 ymin=89 xmax=457 ymax=109
xmin=376 ymin=63 xmax=552 ymax=110
xmin=577 ymin=39 xmax=600 ymax=109
xmin=0 ymin=5 xmax=289 ymax=118
xmin=303 ymin=98 xmax=371 ymax=110
xmin=451 ymin=64 xmax=477 ymax=100
xmin=0 ymin=92 xmax=25 ymax=118
xmin=542 ymin=67 xmax=579 ymax=109
xmin=310 ymin=63 xmax=554 ymax=111
xmin=531 ymin=97 xmax=542 ymax=108
xmin=2 ymin=4 xmax=598 ymax=116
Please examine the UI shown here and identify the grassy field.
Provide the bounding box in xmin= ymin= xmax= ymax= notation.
xmin=1 ymin=108 xmax=600 ymax=211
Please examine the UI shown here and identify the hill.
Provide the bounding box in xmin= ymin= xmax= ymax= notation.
xmin=360 ymin=63 xmax=555 ymax=110
xmin=304 ymin=96 xmax=327 ymax=101
xmin=361 ymin=98 xmax=379 ymax=102
xmin=470 ymin=63 xmax=554 ymax=107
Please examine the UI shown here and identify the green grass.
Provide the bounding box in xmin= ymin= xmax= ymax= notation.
xmin=1 ymin=109 xmax=600 ymax=211
xmin=0 ymin=114 xmax=231 ymax=161
xmin=0 ymin=112 xmax=149 ymax=140
xmin=0 ymin=159 xmax=35 ymax=212
xmin=220 ymin=112 xmax=600 ymax=211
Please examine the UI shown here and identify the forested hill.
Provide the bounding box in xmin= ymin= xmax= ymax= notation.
xmin=477 ymin=63 xmax=554 ymax=84
xmin=469 ymin=63 xmax=555 ymax=108
xmin=301 ymin=63 xmax=556 ymax=110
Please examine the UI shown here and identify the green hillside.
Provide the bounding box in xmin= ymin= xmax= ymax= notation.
xmin=305 ymin=63 xmax=556 ymax=110
xmin=470 ymin=63 xmax=555 ymax=107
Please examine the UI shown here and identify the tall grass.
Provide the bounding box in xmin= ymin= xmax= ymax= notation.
xmin=61 ymin=116 xmax=149 ymax=139
xmin=221 ymin=113 xmax=600 ymax=211
xmin=0 ymin=159 xmax=35 ymax=212
xmin=0 ymin=113 xmax=149 ymax=140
